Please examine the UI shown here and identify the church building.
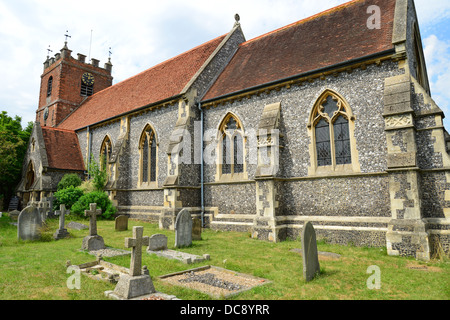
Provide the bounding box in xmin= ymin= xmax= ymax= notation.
xmin=16 ymin=0 xmax=450 ymax=261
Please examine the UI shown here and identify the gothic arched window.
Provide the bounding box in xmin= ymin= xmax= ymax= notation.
xmin=100 ymin=136 xmax=112 ymax=174
xmin=139 ymin=125 xmax=158 ymax=186
xmin=309 ymin=90 xmax=357 ymax=173
xmin=218 ymin=113 xmax=245 ymax=177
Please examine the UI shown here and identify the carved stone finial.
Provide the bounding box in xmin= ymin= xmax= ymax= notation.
xmin=235 ymin=13 xmax=240 ymax=23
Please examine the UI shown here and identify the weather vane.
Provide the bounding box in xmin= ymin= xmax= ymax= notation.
xmin=47 ymin=45 xmax=53 ymax=58
xmin=109 ymin=47 xmax=112 ymax=59
xmin=64 ymin=30 xmax=71 ymax=43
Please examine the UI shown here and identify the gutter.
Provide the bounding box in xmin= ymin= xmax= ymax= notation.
xmin=201 ymin=48 xmax=396 ymax=105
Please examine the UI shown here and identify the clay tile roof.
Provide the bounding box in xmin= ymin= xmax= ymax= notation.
xmin=202 ymin=0 xmax=396 ymax=101
xmin=41 ymin=127 xmax=85 ymax=171
xmin=58 ymin=34 xmax=227 ymax=131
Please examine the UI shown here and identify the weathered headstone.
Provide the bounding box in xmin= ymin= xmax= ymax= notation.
xmin=148 ymin=234 xmax=168 ymax=251
xmin=17 ymin=205 xmax=42 ymax=241
xmin=9 ymin=210 xmax=20 ymax=221
xmin=81 ymin=203 xmax=105 ymax=251
xmin=53 ymin=204 xmax=70 ymax=240
xmin=115 ymin=215 xmax=128 ymax=231
xmin=38 ymin=201 xmax=50 ymax=223
xmin=174 ymin=209 xmax=192 ymax=248
xmin=8 ymin=196 xmax=20 ymax=211
xmin=113 ymin=226 xmax=155 ymax=299
xmin=192 ymin=218 xmax=202 ymax=241
xmin=301 ymin=221 xmax=320 ymax=282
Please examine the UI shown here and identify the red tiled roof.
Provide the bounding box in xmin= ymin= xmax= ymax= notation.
xmin=58 ymin=34 xmax=227 ymax=130
xmin=203 ymin=0 xmax=396 ymax=101
xmin=41 ymin=127 xmax=85 ymax=171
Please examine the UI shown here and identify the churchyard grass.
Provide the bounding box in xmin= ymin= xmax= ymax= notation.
xmin=0 ymin=212 xmax=448 ymax=300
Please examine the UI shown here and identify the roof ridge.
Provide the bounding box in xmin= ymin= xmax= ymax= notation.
xmin=242 ymin=0 xmax=361 ymax=46
xmin=88 ymin=33 xmax=228 ymax=98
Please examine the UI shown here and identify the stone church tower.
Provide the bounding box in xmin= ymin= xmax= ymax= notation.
xmin=16 ymin=0 xmax=450 ymax=261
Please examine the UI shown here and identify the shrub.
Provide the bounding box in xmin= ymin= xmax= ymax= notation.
xmin=57 ymin=174 xmax=82 ymax=191
xmin=79 ymin=179 xmax=95 ymax=194
xmin=53 ymin=186 xmax=84 ymax=211
xmin=71 ymin=191 xmax=116 ymax=220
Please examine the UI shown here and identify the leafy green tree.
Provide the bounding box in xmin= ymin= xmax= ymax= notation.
xmin=57 ymin=173 xmax=82 ymax=191
xmin=0 ymin=111 xmax=33 ymax=209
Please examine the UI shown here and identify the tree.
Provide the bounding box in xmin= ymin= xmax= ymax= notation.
xmin=0 ymin=111 xmax=33 ymax=210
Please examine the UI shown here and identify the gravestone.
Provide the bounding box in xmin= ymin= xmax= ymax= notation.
xmin=301 ymin=221 xmax=320 ymax=282
xmin=17 ymin=205 xmax=42 ymax=241
xmin=115 ymin=215 xmax=128 ymax=231
xmin=148 ymin=234 xmax=168 ymax=251
xmin=81 ymin=203 xmax=105 ymax=251
xmin=67 ymin=221 xmax=88 ymax=230
xmin=9 ymin=210 xmax=20 ymax=221
xmin=192 ymin=218 xmax=202 ymax=241
xmin=53 ymin=204 xmax=70 ymax=240
xmin=174 ymin=209 xmax=192 ymax=248
xmin=113 ymin=226 xmax=155 ymax=299
xmin=8 ymin=196 xmax=20 ymax=211
xmin=38 ymin=201 xmax=50 ymax=223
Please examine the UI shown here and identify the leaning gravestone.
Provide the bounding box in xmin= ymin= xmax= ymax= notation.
xmin=174 ymin=209 xmax=192 ymax=248
xmin=81 ymin=203 xmax=105 ymax=251
xmin=17 ymin=205 xmax=42 ymax=241
xmin=115 ymin=215 xmax=128 ymax=231
xmin=301 ymin=221 xmax=320 ymax=282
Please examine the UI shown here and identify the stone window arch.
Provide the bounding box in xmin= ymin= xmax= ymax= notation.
xmin=308 ymin=90 xmax=359 ymax=175
xmin=100 ymin=135 xmax=112 ymax=175
xmin=139 ymin=124 xmax=158 ymax=187
xmin=217 ymin=112 xmax=247 ymax=181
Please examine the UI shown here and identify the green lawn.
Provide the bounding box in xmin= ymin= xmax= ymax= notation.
xmin=0 ymin=213 xmax=448 ymax=300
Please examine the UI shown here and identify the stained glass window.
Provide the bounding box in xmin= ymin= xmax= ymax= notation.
xmin=141 ymin=127 xmax=157 ymax=184
xmin=234 ymin=134 xmax=244 ymax=173
xmin=222 ymin=134 xmax=231 ymax=174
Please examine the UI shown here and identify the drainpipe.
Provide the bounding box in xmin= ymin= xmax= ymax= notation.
xmin=198 ymin=102 xmax=205 ymax=227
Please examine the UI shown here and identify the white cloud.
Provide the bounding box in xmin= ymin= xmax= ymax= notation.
xmin=423 ymin=34 xmax=450 ymax=131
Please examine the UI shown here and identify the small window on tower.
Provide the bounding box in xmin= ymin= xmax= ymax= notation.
xmin=81 ymin=72 xmax=94 ymax=97
xmin=47 ymin=76 xmax=53 ymax=97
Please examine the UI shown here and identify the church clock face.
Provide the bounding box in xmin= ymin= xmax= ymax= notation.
xmin=82 ymin=72 xmax=95 ymax=86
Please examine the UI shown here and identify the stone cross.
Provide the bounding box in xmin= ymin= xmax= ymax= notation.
xmin=84 ymin=203 xmax=102 ymax=236
xmin=55 ymin=204 xmax=69 ymax=229
xmin=53 ymin=204 xmax=70 ymax=240
xmin=125 ymin=226 xmax=150 ymax=276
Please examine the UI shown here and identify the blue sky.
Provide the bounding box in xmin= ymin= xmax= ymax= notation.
xmin=1 ymin=0 xmax=449 ymax=131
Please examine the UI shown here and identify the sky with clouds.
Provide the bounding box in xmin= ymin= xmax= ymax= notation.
xmin=1 ymin=0 xmax=449 ymax=131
